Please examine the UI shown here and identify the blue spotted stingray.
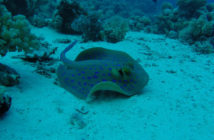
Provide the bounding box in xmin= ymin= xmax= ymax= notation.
xmin=57 ymin=41 xmax=149 ymax=101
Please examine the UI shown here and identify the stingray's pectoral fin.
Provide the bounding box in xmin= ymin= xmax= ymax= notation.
xmin=86 ymin=81 xmax=129 ymax=102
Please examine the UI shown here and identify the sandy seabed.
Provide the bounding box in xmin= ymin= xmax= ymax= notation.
xmin=0 ymin=27 xmax=214 ymax=140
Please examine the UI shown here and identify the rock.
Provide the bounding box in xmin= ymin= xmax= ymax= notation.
xmin=75 ymin=106 xmax=89 ymax=114
xmin=168 ymin=30 xmax=178 ymax=39
xmin=70 ymin=112 xmax=87 ymax=129
xmin=0 ymin=63 xmax=20 ymax=86
xmin=21 ymin=46 xmax=57 ymax=63
xmin=0 ymin=93 xmax=12 ymax=115
xmin=53 ymin=38 xmax=71 ymax=44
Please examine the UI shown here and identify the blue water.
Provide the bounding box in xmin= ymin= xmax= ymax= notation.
xmin=0 ymin=0 xmax=214 ymax=139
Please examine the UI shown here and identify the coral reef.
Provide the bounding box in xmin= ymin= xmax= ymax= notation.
xmin=151 ymin=1 xmax=214 ymax=54
xmin=0 ymin=63 xmax=20 ymax=86
xmin=0 ymin=92 xmax=12 ymax=115
xmin=3 ymin=0 xmax=32 ymax=17
xmin=0 ymin=93 xmax=12 ymax=115
xmin=177 ymin=0 xmax=206 ymax=18
xmin=71 ymin=13 xmax=129 ymax=42
xmin=78 ymin=0 xmax=157 ymax=18
xmin=0 ymin=5 xmax=40 ymax=56
xmin=101 ymin=16 xmax=129 ymax=43
xmin=206 ymin=3 xmax=214 ymax=12
xmin=49 ymin=0 xmax=157 ymax=41
xmin=129 ymin=16 xmax=151 ymax=31
xmin=71 ymin=13 xmax=103 ymax=42
xmin=51 ymin=0 xmax=87 ymax=34
xmin=193 ymin=40 xmax=214 ymax=54
xmin=179 ymin=16 xmax=214 ymax=43
xmin=152 ymin=2 xmax=184 ymax=34
xmin=3 ymin=0 xmax=54 ymax=26
xmin=2 ymin=0 xmax=55 ymax=27
xmin=3 ymin=0 xmax=53 ymax=16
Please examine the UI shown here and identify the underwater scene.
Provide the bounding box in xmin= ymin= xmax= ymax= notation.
xmin=0 ymin=0 xmax=214 ymax=139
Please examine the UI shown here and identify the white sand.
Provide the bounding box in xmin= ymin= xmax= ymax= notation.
xmin=0 ymin=27 xmax=214 ymax=140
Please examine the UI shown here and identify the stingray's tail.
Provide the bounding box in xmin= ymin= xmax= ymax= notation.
xmin=60 ymin=40 xmax=78 ymax=64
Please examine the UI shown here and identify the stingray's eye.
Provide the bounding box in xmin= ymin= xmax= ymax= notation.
xmin=111 ymin=66 xmax=132 ymax=80
xmin=119 ymin=67 xmax=132 ymax=79
xmin=123 ymin=67 xmax=131 ymax=76
xmin=111 ymin=68 xmax=124 ymax=79
xmin=122 ymin=62 xmax=134 ymax=76
xmin=118 ymin=69 xmax=124 ymax=77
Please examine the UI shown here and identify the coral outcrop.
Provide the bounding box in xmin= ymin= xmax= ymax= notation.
xmin=151 ymin=1 xmax=214 ymax=54
xmin=3 ymin=0 xmax=56 ymax=27
xmin=0 ymin=5 xmax=40 ymax=56
xmin=0 ymin=63 xmax=20 ymax=86
xmin=179 ymin=16 xmax=214 ymax=43
xmin=0 ymin=92 xmax=12 ymax=115
xmin=177 ymin=0 xmax=206 ymax=18
xmin=51 ymin=0 xmax=87 ymax=34
xmin=70 ymin=13 xmax=129 ymax=43
xmin=101 ymin=16 xmax=129 ymax=43
xmin=129 ymin=16 xmax=151 ymax=31
xmin=71 ymin=13 xmax=103 ymax=42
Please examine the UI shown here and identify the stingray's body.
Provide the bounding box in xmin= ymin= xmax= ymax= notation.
xmin=57 ymin=41 xmax=149 ymax=101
